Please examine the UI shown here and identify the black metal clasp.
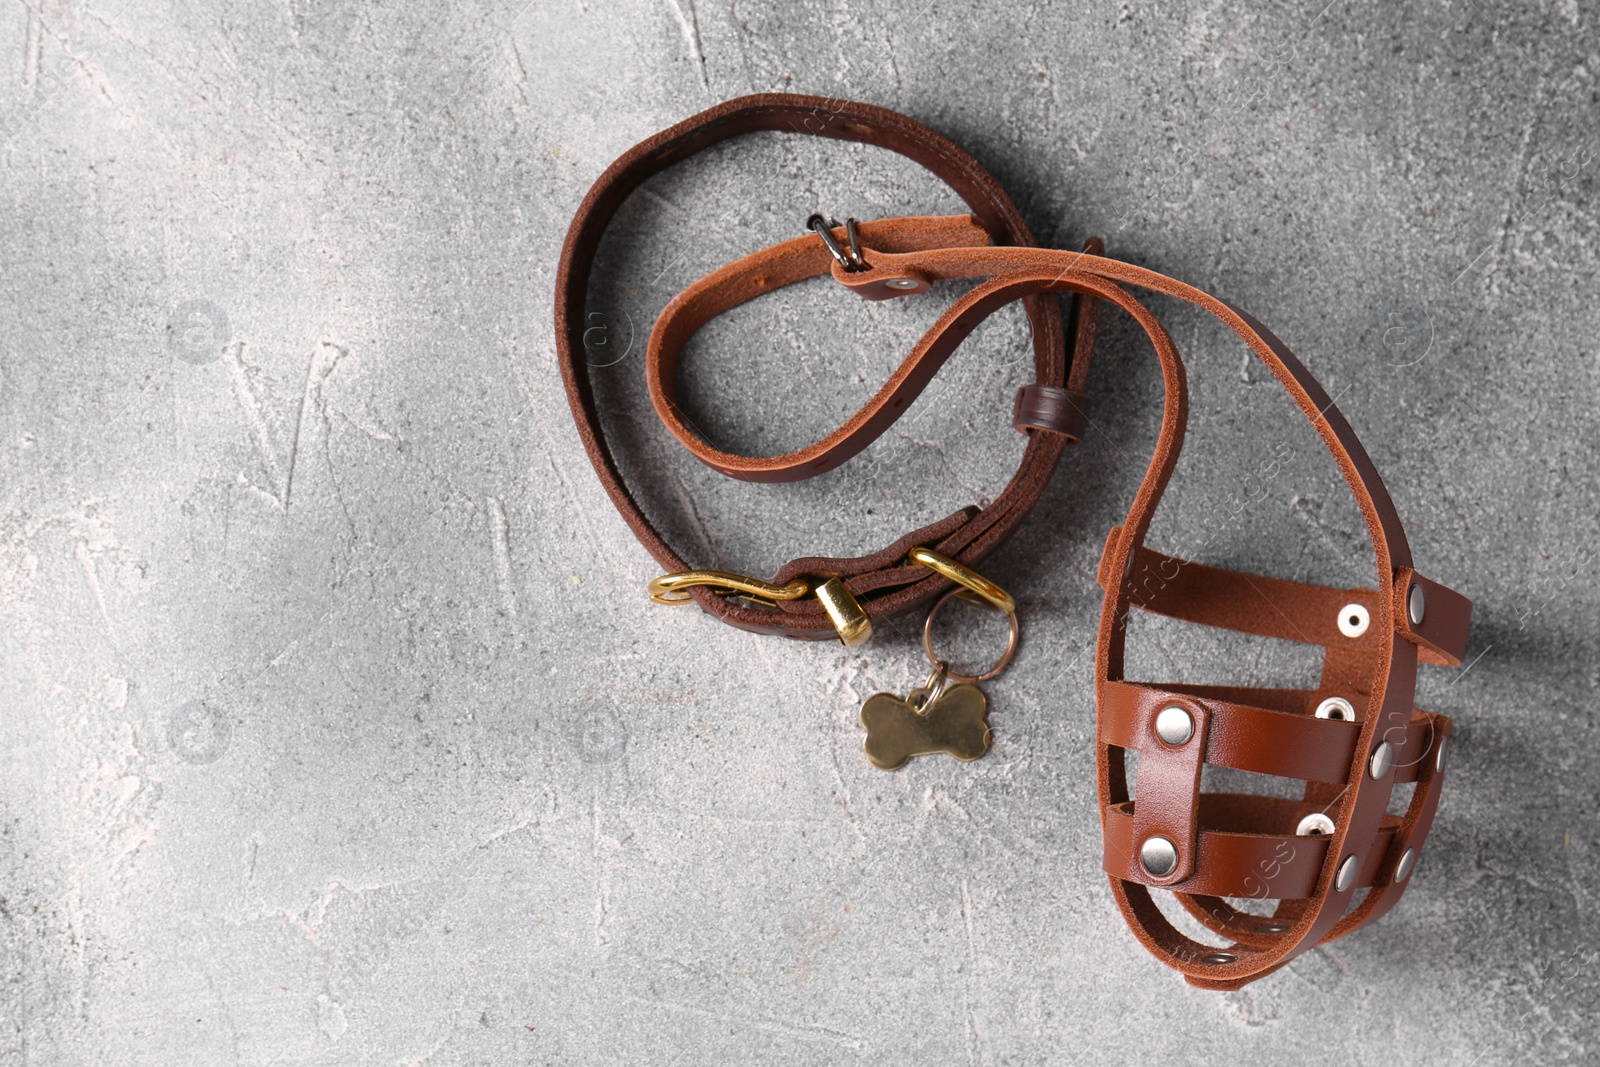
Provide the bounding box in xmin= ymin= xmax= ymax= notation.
xmin=806 ymin=214 xmax=870 ymax=272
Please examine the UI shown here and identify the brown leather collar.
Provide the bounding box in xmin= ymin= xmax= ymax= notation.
xmin=555 ymin=94 xmax=1098 ymax=640
xmin=557 ymin=95 xmax=1473 ymax=989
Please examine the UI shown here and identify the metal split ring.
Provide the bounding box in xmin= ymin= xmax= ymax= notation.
xmin=920 ymin=589 xmax=1020 ymax=682
xmin=906 ymin=545 xmax=1020 ymax=683
xmin=909 ymin=661 xmax=952 ymax=711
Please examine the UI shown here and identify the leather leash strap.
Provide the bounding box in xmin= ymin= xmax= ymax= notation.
xmin=556 ymin=94 xmax=1097 ymax=639
xmin=656 ymin=216 xmax=1472 ymax=988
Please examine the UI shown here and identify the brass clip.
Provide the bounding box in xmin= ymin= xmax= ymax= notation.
xmin=814 ymin=577 xmax=872 ymax=649
xmin=647 ymin=570 xmax=810 ymax=606
xmin=647 ymin=568 xmax=873 ymax=648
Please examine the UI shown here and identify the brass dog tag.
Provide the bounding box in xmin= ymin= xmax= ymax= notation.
xmin=860 ymin=683 xmax=992 ymax=770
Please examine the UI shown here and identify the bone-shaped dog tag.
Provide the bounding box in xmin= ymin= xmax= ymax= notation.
xmin=860 ymin=683 xmax=992 ymax=770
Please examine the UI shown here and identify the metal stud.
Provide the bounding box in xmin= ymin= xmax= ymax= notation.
xmin=1155 ymin=705 xmax=1194 ymax=746
xmin=884 ymin=277 xmax=921 ymax=290
xmin=1435 ymin=735 xmax=1448 ymax=773
xmin=1369 ymin=741 xmax=1394 ymax=780
xmin=1408 ymin=583 xmax=1427 ymax=626
xmin=1315 ymin=696 xmax=1355 ymax=721
xmin=1203 ymin=952 xmax=1236 ymax=965
xmin=1394 ymin=847 xmax=1417 ymax=883
xmin=1297 ymin=812 xmax=1335 ymax=836
xmin=1260 ymin=922 xmax=1290 ymax=933
xmin=1335 ymin=853 xmax=1359 ymax=892
xmin=1140 ymin=836 xmax=1179 ymax=878
xmin=1337 ymin=603 xmax=1370 ymax=638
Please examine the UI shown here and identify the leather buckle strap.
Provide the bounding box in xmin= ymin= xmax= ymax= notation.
xmin=647 ymin=538 xmax=1018 ymax=651
xmin=1095 ymin=530 xmax=1473 ymax=667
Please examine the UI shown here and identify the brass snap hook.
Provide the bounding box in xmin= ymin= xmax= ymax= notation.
xmin=647 ymin=569 xmax=871 ymax=648
xmin=908 ymin=546 xmax=1015 ymax=614
xmin=647 ymin=569 xmax=809 ymax=606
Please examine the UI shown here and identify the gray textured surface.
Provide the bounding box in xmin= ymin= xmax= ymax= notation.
xmin=2 ymin=1 xmax=1597 ymax=1064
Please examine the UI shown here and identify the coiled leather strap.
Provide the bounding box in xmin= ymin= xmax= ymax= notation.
xmin=556 ymin=94 xmax=1098 ymax=639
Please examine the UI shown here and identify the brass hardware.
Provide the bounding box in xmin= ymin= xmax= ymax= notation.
xmin=815 ymin=577 xmax=872 ymax=648
xmin=909 ymin=661 xmax=952 ymax=711
xmin=907 ymin=546 xmax=1016 ymax=614
xmin=860 ymin=677 xmax=991 ymax=770
xmin=647 ymin=569 xmax=810 ymax=606
xmin=852 ymin=550 xmax=1019 ymax=768
xmin=648 ymin=569 xmax=871 ymax=647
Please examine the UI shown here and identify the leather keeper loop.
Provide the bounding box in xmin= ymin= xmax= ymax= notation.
xmin=1393 ymin=567 xmax=1472 ymax=666
xmin=1013 ymin=384 xmax=1090 ymax=442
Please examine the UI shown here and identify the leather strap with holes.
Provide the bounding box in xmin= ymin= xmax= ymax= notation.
xmin=557 ymin=94 xmax=1101 ymax=639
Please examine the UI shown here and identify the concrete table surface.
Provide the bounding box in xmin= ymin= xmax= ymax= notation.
xmin=2 ymin=2 xmax=1596 ymax=1064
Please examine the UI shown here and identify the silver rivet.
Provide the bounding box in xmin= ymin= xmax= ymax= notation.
xmin=884 ymin=277 xmax=920 ymax=290
xmin=1297 ymin=812 xmax=1335 ymax=836
xmin=1335 ymin=854 xmax=1359 ymax=892
xmin=1394 ymin=847 xmax=1417 ymax=883
xmin=1408 ymin=583 xmax=1426 ymax=626
xmin=1203 ymin=952 xmax=1236 ymax=965
xmin=1155 ymin=705 xmax=1194 ymax=746
xmin=1369 ymin=741 xmax=1393 ymax=779
xmin=1140 ymin=836 xmax=1179 ymax=878
xmin=1315 ymin=696 xmax=1355 ymax=721
xmin=1337 ymin=603 xmax=1370 ymax=638
xmin=1435 ymin=735 xmax=1448 ymax=773
xmin=1260 ymin=922 xmax=1290 ymax=933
